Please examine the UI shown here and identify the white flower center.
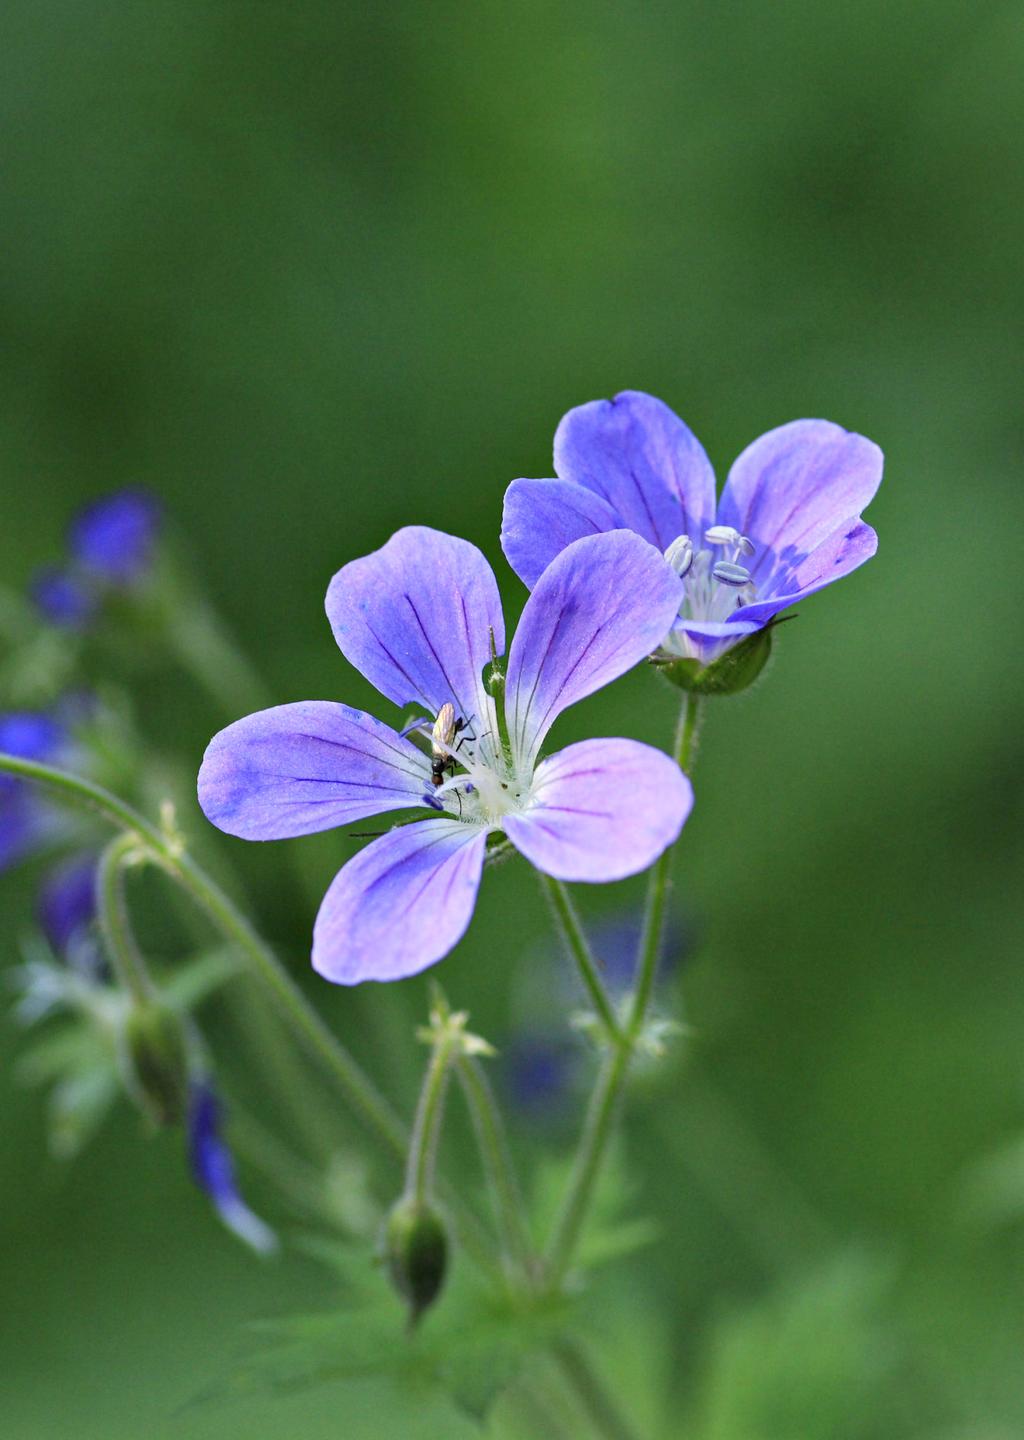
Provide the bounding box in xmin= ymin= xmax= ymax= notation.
xmin=416 ymin=707 xmax=528 ymax=826
xmin=662 ymin=526 xmax=760 ymax=658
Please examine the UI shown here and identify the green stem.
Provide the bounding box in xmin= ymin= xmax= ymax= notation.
xmin=0 ymin=750 xmax=500 ymax=1277
xmin=543 ymin=693 xmax=704 ymax=1287
xmin=541 ymin=874 xmax=624 ymax=1046
xmin=406 ymin=1031 xmax=457 ymax=1207
xmin=455 ymin=1054 xmax=534 ymax=1280
xmin=96 ymin=833 xmax=154 ymax=1006
xmin=627 ymin=693 xmax=702 ymax=1037
xmin=553 ymin=1340 xmax=642 ymax=1440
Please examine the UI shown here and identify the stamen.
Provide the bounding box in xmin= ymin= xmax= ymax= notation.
xmin=712 ymin=561 xmax=751 ymax=587
xmin=664 ymin=534 xmax=694 ymax=578
xmin=704 ymin=525 xmax=742 ymax=547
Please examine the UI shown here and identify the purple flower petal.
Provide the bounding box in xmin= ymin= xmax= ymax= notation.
xmin=313 ymin=818 xmax=488 ymax=983
xmin=505 ymin=531 xmax=683 ymax=769
xmin=731 ymin=519 xmax=878 ymax=628
xmin=504 ymin=738 xmax=693 ymax=882
xmin=501 ymin=478 xmax=622 ymax=590
xmin=554 ymin=391 xmax=717 ymax=552
xmin=716 ymin=420 xmax=882 ymax=588
xmin=325 ymin=527 xmax=504 ymax=752
xmin=197 ymin=702 xmax=431 ymax=840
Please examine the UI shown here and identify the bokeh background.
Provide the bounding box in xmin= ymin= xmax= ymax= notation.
xmin=2 ymin=2 xmax=1023 ymax=1436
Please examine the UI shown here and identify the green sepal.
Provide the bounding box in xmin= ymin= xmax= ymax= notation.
xmin=383 ymin=1197 xmax=449 ymax=1329
xmin=651 ymin=617 xmax=788 ymax=697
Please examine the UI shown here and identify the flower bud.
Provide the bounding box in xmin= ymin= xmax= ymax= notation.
xmin=383 ymin=1196 xmax=449 ymax=1328
xmin=119 ymin=1002 xmax=189 ymax=1127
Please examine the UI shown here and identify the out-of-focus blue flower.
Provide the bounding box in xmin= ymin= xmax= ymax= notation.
xmin=0 ymin=711 xmax=67 ymax=871
xmin=505 ymin=1036 xmax=575 ymax=1119
xmin=595 ymin=913 xmax=694 ymax=995
xmin=188 ymin=1081 xmax=277 ymax=1254
xmin=198 ymin=527 xmax=692 ymax=985
xmin=37 ymin=852 xmax=101 ymax=973
xmin=502 ymin=391 xmax=882 ymax=664
xmin=29 ymin=566 xmax=95 ymax=630
xmin=69 ymin=489 xmax=161 ymax=585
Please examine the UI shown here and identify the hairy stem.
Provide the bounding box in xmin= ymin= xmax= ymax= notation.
xmin=406 ymin=1029 xmax=457 ymax=1207
xmin=543 ymin=693 xmax=704 ymax=1286
xmin=541 ymin=874 xmax=624 ymax=1045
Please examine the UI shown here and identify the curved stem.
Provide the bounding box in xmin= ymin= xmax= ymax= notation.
xmin=455 ymin=1054 xmax=534 ymax=1280
xmin=96 ymin=832 xmax=154 ymax=1006
xmin=543 ymin=693 xmax=704 ymax=1287
xmin=541 ymin=874 xmax=624 ymax=1046
xmin=0 ymin=751 xmax=500 ymax=1277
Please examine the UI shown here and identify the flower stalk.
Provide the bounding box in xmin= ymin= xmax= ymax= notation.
xmin=543 ymin=693 xmax=704 ymax=1287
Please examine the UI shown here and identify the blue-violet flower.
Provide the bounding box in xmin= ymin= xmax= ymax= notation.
xmin=197 ymin=527 xmax=693 ymax=984
xmin=502 ymin=391 xmax=882 ymax=664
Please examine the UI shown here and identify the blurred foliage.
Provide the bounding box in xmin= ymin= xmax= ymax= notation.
xmin=2 ymin=0 xmax=1023 ymax=1436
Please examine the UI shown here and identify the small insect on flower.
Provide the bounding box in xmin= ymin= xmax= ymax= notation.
xmin=430 ymin=702 xmax=467 ymax=788
xmin=197 ymin=526 xmax=694 ymax=984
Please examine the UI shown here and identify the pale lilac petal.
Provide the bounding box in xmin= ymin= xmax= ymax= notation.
xmin=313 ymin=819 xmax=488 ymax=983
xmin=554 ymin=391 xmax=717 ymax=552
xmin=717 ymin=420 xmax=882 ymax=587
xmin=325 ymin=528 xmax=504 ymax=753
xmin=501 ymin=478 xmax=621 ymax=589
xmin=505 ymin=531 xmax=683 ymax=770
xmin=198 ymin=702 xmax=431 ymax=840
xmin=731 ymin=520 xmax=877 ymax=628
xmin=504 ymin=738 xmax=693 ymax=882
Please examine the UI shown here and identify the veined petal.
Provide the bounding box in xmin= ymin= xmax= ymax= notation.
xmin=717 ymin=420 xmax=882 ymax=587
xmin=313 ymin=818 xmax=488 ymax=984
xmin=325 ymin=528 xmax=504 ymax=764
xmin=731 ymin=520 xmax=878 ymax=628
xmin=501 ymin=478 xmax=621 ymax=589
xmin=554 ymin=391 xmax=717 ymax=552
xmin=505 ymin=531 xmax=683 ymax=771
xmin=197 ymin=702 xmax=431 ymax=840
xmin=504 ymin=738 xmax=693 ymax=882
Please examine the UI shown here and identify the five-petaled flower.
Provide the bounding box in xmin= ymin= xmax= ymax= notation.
xmin=501 ymin=391 xmax=882 ymax=665
xmin=197 ymin=527 xmax=693 ymax=984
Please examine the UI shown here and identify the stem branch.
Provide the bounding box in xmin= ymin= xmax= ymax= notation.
xmin=543 ymin=693 xmax=704 ymax=1286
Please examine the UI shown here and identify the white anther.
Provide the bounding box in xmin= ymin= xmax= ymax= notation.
xmin=736 ymin=534 xmax=755 ymax=557
xmin=704 ymin=525 xmax=743 ymax=547
xmin=664 ymin=534 xmax=694 ymax=578
xmin=712 ymin=561 xmax=752 ymax=587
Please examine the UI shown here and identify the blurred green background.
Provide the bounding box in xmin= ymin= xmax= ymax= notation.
xmin=2 ymin=2 xmax=1023 ymax=1436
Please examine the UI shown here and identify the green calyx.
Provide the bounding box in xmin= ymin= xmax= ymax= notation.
xmin=651 ymin=617 xmax=787 ymax=697
xmin=383 ymin=1197 xmax=449 ymax=1329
